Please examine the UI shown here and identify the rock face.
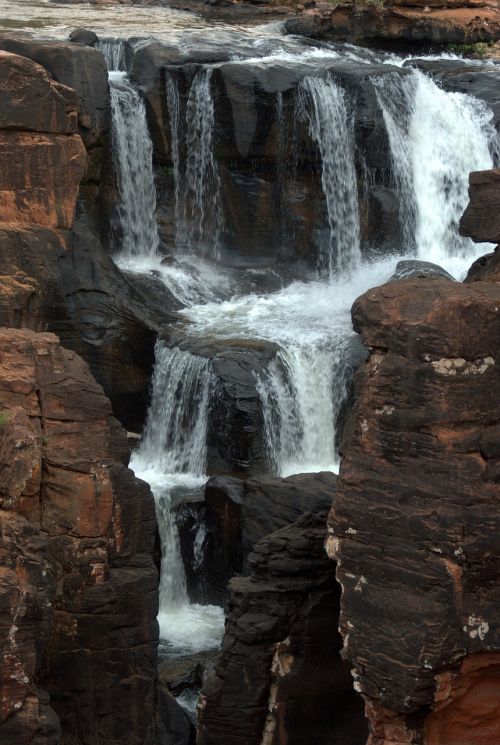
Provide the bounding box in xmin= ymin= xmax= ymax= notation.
xmin=0 ymin=328 xmax=159 ymax=744
xmin=0 ymin=51 xmax=87 ymax=230
xmin=198 ymin=511 xmax=368 ymax=745
xmin=286 ymin=0 xmax=500 ymax=45
xmin=328 ymin=224 xmax=500 ymax=743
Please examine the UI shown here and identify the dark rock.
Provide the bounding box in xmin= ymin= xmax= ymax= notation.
xmin=0 ymin=221 xmax=175 ymax=431
xmin=0 ymin=36 xmax=109 ymax=148
xmin=465 ymin=245 xmax=500 ymax=282
xmin=390 ymin=259 xmax=455 ymax=281
xmin=69 ymin=28 xmax=99 ymax=47
xmin=178 ymin=472 xmax=337 ymax=604
xmin=155 ymin=686 xmax=196 ymax=745
xmin=328 ymin=269 xmax=500 ymax=743
xmin=198 ymin=512 xmax=368 ymax=745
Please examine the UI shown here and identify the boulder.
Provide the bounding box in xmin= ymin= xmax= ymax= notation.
xmin=328 ymin=270 xmax=500 ymax=743
xmin=0 ymin=327 xmax=160 ymax=744
xmin=390 ymin=259 xmax=455 ymax=281
xmin=198 ymin=512 xmax=368 ymax=745
xmin=460 ymin=168 xmax=500 ymax=244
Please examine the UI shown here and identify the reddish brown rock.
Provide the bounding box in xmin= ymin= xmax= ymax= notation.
xmin=0 ymin=328 xmax=159 ymax=745
xmin=286 ymin=1 xmax=500 ymax=43
xmin=328 ymin=272 xmax=500 ymax=744
xmin=0 ymin=132 xmax=86 ymax=229
xmin=0 ymin=50 xmax=78 ymax=134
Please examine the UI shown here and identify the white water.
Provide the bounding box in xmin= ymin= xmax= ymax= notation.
xmin=297 ymin=75 xmax=361 ymax=275
xmin=375 ymin=68 xmax=496 ymax=265
xmin=130 ymin=345 xmax=225 ymax=653
xmin=183 ymin=69 xmax=223 ymax=259
xmin=109 ymin=71 xmax=160 ymax=262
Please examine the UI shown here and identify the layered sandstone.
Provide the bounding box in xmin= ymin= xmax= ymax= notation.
xmin=328 ymin=170 xmax=500 ymax=744
xmin=0 ymin=328 xmax=159 ymax=744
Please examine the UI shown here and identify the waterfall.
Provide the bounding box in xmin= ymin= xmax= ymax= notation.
xmin=130 ymin=345 xmax=224 ymax=651
xmin=138 ymin=344 xmax=212 ymax=478
xmin=165 ymin=73 xmax=184 ymax=247
xmin=164 ymin=69 xmax=223 ymax=259
xmin=297 ymin=75 xmax=361 ymax=276
xmin=257 ymin=346 xmax=341 ymax=476
xmin=375 ymin=68 xmax=496 ymax=265
xmin=96 ymin=38 xmax=126 ymax=72
xmin=109 ymin=72 xmax=160 ymax=261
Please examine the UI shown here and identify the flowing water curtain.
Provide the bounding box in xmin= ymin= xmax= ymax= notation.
xmin=184 ymin=68 xmax=223 ymax=259
xmin=134 ymin=344 xmax=214 ymax=609
xmin=109 ymin=73 xmax=160 ymax=260
xmin=257 ymin=344 xmax=351 ymax=477
xmin=96 ymin=38 xmax=126 ymax=72
xmin=374 ymin=68 xmax=496 ymax=262
xmin=138 ymin=344 xmax=214 ymax=475
xmin=165 ymin=72 xmax=185 ymax=250
xmin=296 ymin=74 xmax=361 ymax=277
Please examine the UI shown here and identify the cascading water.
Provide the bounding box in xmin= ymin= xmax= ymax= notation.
xmin=183 ymin=68 xmax=223 ymax=259
xmin=297 ymin=75 xmax=361 ymax=276
xmin=97 ymin=38 xmax=126 ymax=71
xmin=183 ymin=67 xmax=496 ymax=478
xmin=375 ymin=68 xmax=496 ymax=268
xmin=130 ymin=345 xmax=224 ymax=652
xmin=102 ymin=34 xmax=498 ymax=660
xmin=109 ymin=72 xmax=160 ymax=262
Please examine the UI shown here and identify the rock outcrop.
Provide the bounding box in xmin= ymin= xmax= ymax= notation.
xmin=198 ymin=511 xmax=368 ymax=745
xmin=285 ymin=0 xmax=500 ymax=45
xmin=178 ymin=472 xmax=337 ymax=604
xmin=327 ymin=169 xmax=500 ymax=744
xmin=0 ymin=328 xmax=159 ymax=744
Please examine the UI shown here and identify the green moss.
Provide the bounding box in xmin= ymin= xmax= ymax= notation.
xmin=448 ymin=42 xmax=494 ymax=60
xmin=0 ymin=411 xmax=10 ymax=427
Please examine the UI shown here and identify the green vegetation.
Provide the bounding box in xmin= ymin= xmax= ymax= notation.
xmin=0 ymin=411 xmax=10 ymax=427
xmin=448 ymin=42 xmax=494 ymax=60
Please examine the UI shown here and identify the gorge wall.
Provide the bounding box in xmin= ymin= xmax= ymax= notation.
xmin=0 ymin=44 xmax=184 ymax=745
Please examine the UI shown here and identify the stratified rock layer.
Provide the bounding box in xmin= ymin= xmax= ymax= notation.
xmin=328 ymin=264 xmax=500 ymax=743
xmin=0 ymin=328 xmax=159 ymax=745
